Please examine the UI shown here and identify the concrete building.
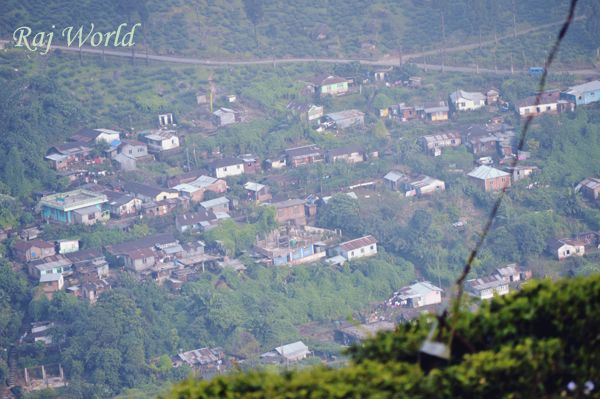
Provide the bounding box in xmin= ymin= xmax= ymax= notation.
xmin=38 ymin=190 xmax=109 ymax=225
xmin=467 ymin=165 xmax=511 ymax=192
xmin=386 ymin=281 xmax=443 ymax=308
xmin=562 ymin=80 xmax=600 ymax=106
xmin=210 ymin=157 xmax=245 ymax=179
xmin=143 ymin=130 xmax=180 ymax=153
xmin=466 ymin=275 xmax=509 ymax=300
xmin=324 ymin=110 xmax=365 ymax=129
xmin=336 ymin=235 xmax=378 ymax=261
xmin=449 ymin=90 xmax=486 ymax=111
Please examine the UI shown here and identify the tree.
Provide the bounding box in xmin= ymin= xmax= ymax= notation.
xmin=317 ymin=194 xmax=361 ymax=236
xmin=3 ymin=148 xmax=26 ymax=197
xmin=243 ymin=0 xmax=264 ymax=45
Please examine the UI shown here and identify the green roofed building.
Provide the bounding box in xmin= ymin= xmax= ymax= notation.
xmin=38 ymin=189 xmax=109 ymax=225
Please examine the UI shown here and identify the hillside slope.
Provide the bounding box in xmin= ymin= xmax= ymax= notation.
xmin=1 ymin=0 xmax=597 ymax=59
xmin=163 ymin=275 xmax=600 ymax=398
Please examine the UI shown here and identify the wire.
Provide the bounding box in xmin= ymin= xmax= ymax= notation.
xmin=448 ymin=0 xmax=579 ymax=348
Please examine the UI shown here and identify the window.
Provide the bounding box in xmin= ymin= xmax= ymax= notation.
xmin=128 ymin=149 xmax=133 ymax=154
xmin=361 ymin=248 xmax=365 ymax=253
xmin=546 ymin=106 xmax=551 ymax=111
xmin=536 ymin=107 xmax=541 ymax=113
xmin=350 ymin=251 xmax=354 ymax=256
xmin=370 ymin=245 xmax=374 ymax=250
xmin=223 ymin=167 xmax=227 ymax=172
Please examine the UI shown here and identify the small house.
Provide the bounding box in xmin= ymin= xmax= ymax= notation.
xmin=467 ymin=166 xmax=511 ymax=192
xmin=578 ymin=177 xmax=600 ymax=201
xmin=13 ymin=239 xmax=56 ymax=263
xmin=274 ymin=341 xmax=310 ymax=362
xmin=326 ymin=144 xmax=365 ymax=164
xmin=383 ymin=171 xmax=406 ymax=191
xmin=210 ymin=157 xmax=245 ymax=179
xmin=285 ymin=145 xmax=324 ymax=167
xmin=176 ymin=210 xmax=222 ymax=233
xmin=403 ymin=175 xmax=445 ymax=197
xmin=562 ymin=80 xmax=600 ymax=106
xmin=466 ymin=275 xmax=509 ymax=300
xmin=335 ymin=321 xmax=395 ymax=346
xmin=123 ymin=181 xmax=179 ymax=203
xmin=286 ymin=101 xmax=324 ymax=122
xmin=105 ymin=192 xmax=142 ymax=218
xmin=244 ymin=182 xmax=271 ymax=203
xmin=449 ymin=90 xmax=486 ymax=111
xmin=548 ymin=238 xmax=585 ymax=260
xmin=516 ymin=90 xmax=574 ymax=117
xmin=386 ymin=281 xmax=443 ymax=308
xmin=119 ymin=139 xmax=149 ymax=160
xmin=143 ymin=130 xmax=180 ymax=153
xmin=213 ymin=108 xmax=240 ymax=126
xmin=56 ymin=239 xmax=79 ymax=254
xmin=323 ymin=110 xmax=365 ymax=129
xmin=123 ymin=248 xmax=156 ymax=272
xmin=418 ymin=132 xmax=461 ymax=156
xmin=307 ymin=75 xmax=349 ymax=96
xmin=69 ymin=128 xmax=121 ymax=146
xmin=336 ymin=235 xmax=378 ymax=261
xmin=200 ymin=197 xmax=231 ymax=214
xmin=272 ymin=199 xmax=307 ymax=225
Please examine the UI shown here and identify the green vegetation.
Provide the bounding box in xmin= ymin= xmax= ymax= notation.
xmin=163 ymin=275 xmax=600 ymax=398
xmin=18 ymin=257 xmax=413 ymax=397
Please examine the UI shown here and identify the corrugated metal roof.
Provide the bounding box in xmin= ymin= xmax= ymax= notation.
xmin=339 ymin=235 xmax=377 ymax=251
xmin=566 ymin=80 xmax=600 ymax=96
xmin=467 ymin=165 xmax=509 ymax=180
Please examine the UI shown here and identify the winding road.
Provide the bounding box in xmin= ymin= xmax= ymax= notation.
xmin=1 ymin=16 xmax=597 ymax=76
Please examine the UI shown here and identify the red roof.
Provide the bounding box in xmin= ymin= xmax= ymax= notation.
xmin=339 ymin=235 xmax=377 ymax=251
xmin=13 ymin=239 xmax=54 ymax=251
xmin=125 ymin=248 xmax=155 ymax=260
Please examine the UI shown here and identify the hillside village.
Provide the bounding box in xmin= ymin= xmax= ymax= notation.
xmin=2 ymin=62 xmax=600 ymax=384
xmin=2 ymin=46 xmax=600 ymax=396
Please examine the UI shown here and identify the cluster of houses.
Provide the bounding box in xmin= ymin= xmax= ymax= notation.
xmin=515 ymin=80 xmax=600 ymax=117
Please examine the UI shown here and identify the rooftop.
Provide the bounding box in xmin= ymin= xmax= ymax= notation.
xmin=467 ymin=165 xmax=509 ymax=180
xmin=144 ymin=130 xmax=177 ymax=141
xmin=450 ymin=90 xmax=486 ymax=103
xmin=394 ymin=281 xmax=443 ymax=300
xmin=384 ymin=171 xmax=406 ymax=183
xmin=39 ymin=189 xmax=107 ymax=212
xmin=275 ymin=341 xmax=309 ymax=357
xmin=244 ymin=182 xmax=266 ymax=192
xmin=338 ymin=321 xmax=396 ymax=340
xmin=176 ymin=210 xmax=218 ymax=226
xmin=326 ymin=109 xmax=365 ymax=122
xmin=339 ymin=235 xmax=377 ymax=252
xmin=566 ymin=80 xmax=600 ymax=95
xmin=285 ymin=144 xmax=322 ymax=159
xmin=211 ymin=157 xmax=244 ymax=169
xmin=200 ymin=196 xmax=230 ymax=209
xmin=327 ymin=144 xmax=364 ymax=157
xmin=467 ymin=275 xmax=507 ymax=291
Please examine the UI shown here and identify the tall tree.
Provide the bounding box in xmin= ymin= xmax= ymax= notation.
xmin=243 ymin=0 xmax=264 ymax=45
xmin=3 ymin=148 xmax=26 ymax=197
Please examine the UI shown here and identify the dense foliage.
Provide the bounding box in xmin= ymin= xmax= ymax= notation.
xmin=163 ymin=274 xmax=600 ymax=398
xmin=17 ymin=257 xmax=414 ymax=397
xmin=1 ymin=0 xmax=599 ymax=59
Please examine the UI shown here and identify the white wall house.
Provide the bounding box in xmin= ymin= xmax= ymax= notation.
xmin=466 ymin=275 xmax=509 ymax=300
xmin=211 ymin=157 xmax=245 ymax=179
xmin=144 ymin=130 xmax=180 ymax=153
xmin=449 ymin=90 xmax=486 ymax=111
xmin=336 ymin=235 xmax=378 ymax=261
